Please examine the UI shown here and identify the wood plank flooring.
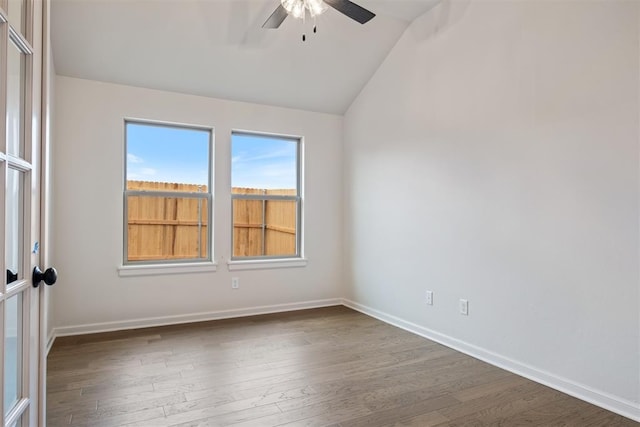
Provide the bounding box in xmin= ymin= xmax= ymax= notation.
xmin=46 ymin=306 xmax=638 ymax=426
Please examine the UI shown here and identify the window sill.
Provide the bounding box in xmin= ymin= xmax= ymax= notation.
xmin=118 ymin=261 xmax=218 ymax=277
xmin=227 ymin=258 xmax=307 ymax=271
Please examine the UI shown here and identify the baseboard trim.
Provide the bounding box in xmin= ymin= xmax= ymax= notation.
xmin=53 ymin=299 xmax=342 ymax=337
xmin=341 ymin=299 xmax=640 ymax=423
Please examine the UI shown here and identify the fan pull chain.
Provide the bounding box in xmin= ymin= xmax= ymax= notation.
xmin=304 ymin=10 xmax=308 ymax=41
xmin=302 ymin=17 xmax=318 ymax=42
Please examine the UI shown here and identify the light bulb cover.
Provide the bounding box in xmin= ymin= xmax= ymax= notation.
xmin=281 ymin=0 xmax=328 ymax=20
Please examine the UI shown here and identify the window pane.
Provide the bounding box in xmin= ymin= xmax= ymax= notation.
xmin=265 ymin=200 xmax=297 ymax=257
xmin=232 ymin=198 xmax=297 ymax=258
xmin=125 ymin=122 xmax=212 ymax=264
xmin=4 ymin=293 xmax=23 ymax=415
xmin=7 ymin=41 xmax=26 ymax=158
xmin=232 ymin=198 xmax=264 ymax=257
xmin=127 ymin=194 xmax=208 ymax=262
xmin=231 ymin=133 xmax=297 ymax=195
xmin=231 ymin=132 xmax=300 ymax=259
xmin=6 ymin=168 xmax=24 ymax=284
xmin=126 ymin=122 xmax=209 ymax=191
xmin=8 ymin=0 xmax=26 ymax=36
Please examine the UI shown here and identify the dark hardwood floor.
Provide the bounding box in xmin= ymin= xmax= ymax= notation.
xmin=46 ymin=306 xmax=637 ymax=426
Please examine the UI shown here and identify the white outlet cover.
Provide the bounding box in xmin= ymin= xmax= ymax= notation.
xmin=460 ymin=299 xmax=469 ymax=315
xmin=426 ymin=291 xmax=433 ymax=305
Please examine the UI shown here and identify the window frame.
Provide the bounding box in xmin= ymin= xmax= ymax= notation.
xmin=122 ymin=118 xmax=214 ymax=267
xmin=230 ymin=130 xmax=303 ymax=262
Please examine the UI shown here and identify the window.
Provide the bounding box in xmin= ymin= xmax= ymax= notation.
xmin=231 ymin=132 xmax=301 ymax=259
xmin=124 ymin=121 xmax=212 ymax=265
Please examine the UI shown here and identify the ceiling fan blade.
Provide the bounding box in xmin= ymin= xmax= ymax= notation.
xmin=262 ymin=4 xmax=288 ymax=29
xmin=323 ymin=0 xmax=375 ymax=24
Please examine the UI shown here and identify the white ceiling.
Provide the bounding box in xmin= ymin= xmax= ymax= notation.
xmin=51 ymin=0 xmax=439 ymax=114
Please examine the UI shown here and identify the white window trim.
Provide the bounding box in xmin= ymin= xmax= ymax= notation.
xmin=118 ymin=261 xmax=218 ymax=277
xmin=227 ymin=258 xmax=307 ymax=271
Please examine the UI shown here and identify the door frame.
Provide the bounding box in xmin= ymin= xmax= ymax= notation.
xmin=37 ymin=0 xmax=51 ymax=424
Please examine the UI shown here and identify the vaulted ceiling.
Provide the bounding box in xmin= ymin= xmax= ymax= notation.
xmin=51 ymin=0 xmax=439 ymax=114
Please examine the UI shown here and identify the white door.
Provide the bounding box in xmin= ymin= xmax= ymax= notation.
xmin=1 ymin=0 xmax=46 ymax=426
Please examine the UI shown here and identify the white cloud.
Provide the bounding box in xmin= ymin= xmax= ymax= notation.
xmin=140 ymin=168 xmax=156 ymax=176
xmin=127 ymin=153 xmax=144 ymax=164
xmin=127 ymin=167 xmax=157 ymax=181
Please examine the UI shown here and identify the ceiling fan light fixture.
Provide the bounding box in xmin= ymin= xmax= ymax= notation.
xmin=307 ymin=0 xmax=328 ymax=17
xmin=281 ymin=0 xmax=328 ymax=20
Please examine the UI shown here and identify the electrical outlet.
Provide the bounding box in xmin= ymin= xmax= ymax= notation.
xmin=459 ymin=299 xmax=469 ymax=315
xmin=231 ymin=277 xmax=239 ymax=289
xmin=426 ymin=290 xmax=433 ymax=306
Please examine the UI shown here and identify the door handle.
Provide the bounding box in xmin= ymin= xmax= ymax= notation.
xmin=32 ymin=266 xmax=57 ymax=287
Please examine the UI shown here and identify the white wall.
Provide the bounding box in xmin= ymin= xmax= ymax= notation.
xmin=52 ymin=76 xmax=344 ymax=330
xmin=344 ymin=0 xmax=639 ymax=416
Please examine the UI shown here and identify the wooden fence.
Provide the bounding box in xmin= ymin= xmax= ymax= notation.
xmin=126 ymin=181 xmax=209 ymax=261
xmin=232 ymin=188 xmax=297 ymax=258
xmin=126 ymin=181 xmax=296 ymax=261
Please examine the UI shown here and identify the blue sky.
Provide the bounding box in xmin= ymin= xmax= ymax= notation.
xmin=126 ymin=123 xmax=297 ymax=190
xmin=231 ymin=133 xmax=297 ymax=189
xmin=127 ymin=123 xmax=209 ymax=185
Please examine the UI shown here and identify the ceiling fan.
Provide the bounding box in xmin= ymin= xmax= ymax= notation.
xmin=263 ymin=0 xmax=376 ymax=29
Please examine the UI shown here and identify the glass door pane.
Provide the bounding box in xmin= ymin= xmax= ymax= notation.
xmin=4 ymin=293 xmax=23 ymax=415
xmin=7 ymin=0 xmax=26 ymax=37
xmin=6 ymin=168 xmax=24 ymax=285
xmin=7 ymin=40 xmax=26 ymax=158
